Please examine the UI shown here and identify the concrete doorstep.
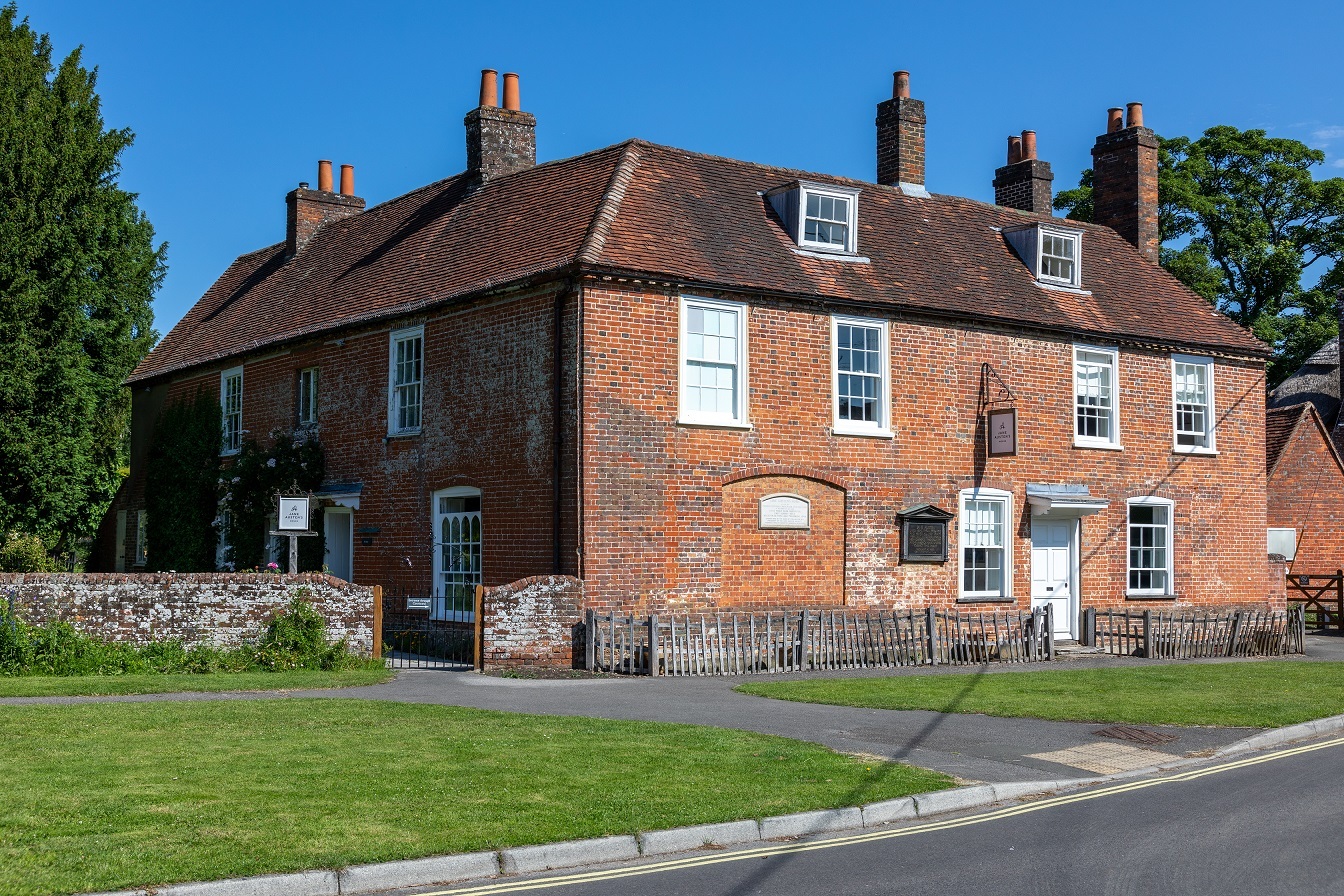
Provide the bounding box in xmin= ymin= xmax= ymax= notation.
xmin=86 ymin=712 xmax=1344 ymax=896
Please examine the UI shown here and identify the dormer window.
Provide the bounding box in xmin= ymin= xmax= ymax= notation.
xmin=1003 ymin=224 xmax=1083 ymax=289
xmin=767 ymin=181 xmax=860 ymax=255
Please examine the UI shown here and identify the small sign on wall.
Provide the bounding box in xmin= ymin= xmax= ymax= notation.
xmin=759 ymin=493 xmax=810 ymax=530
xmin=278 ymin=496 xmax=311 ymax=530
xmin=987 ymin=408 xmax=1017 ymax=457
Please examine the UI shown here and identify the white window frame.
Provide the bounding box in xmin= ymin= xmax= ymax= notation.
xmin=134 ymin=509 xmax=148 ymax=567
xmin=1073 ymin=345 xmax=1121 ymax=450
xmin=678 ymin=296 xmax=749 ymax=428
xmin=1171 ymin=355 xmax=1217 ymax=454
xmin=297 ymin=367 xmax=319 ymax=427
xmin=831 ymin=315 xmax=891 ymax=437
xmin=799 ymin=185 xmax=858 ymax=254
xmin=220 ymin=366 xmax=243 ymax=455
xmin=432 ymin=486 xmax=482 ymax=623
xmin=1127 ymin=496 xmax=1174 ymax=597
xmin=958 ymin=487 xmax=1013 ymax=601
xmin=1038 ymin=226 xmax=1082 ymax=288
xmin=388 ymin=325 xmax=424 ymax=436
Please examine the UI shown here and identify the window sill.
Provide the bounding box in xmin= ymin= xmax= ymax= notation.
xmin=1173 ymin=446 xmax=1218 ymax=456
xmin=1073 ymin=440 xmax=1123 ymax=451
xmin=677 ymin=419 xmax=753 ymax=431
xmin=791 ymin=246 xmax=871 ymax=264
xmin=958 ymin=595 xmax=1015 ymax=603
xmin=1125 ymin=591 xmax=1179 ymax=600
xmin=832 ymin=425 xmax=894 ymax=440
xmin=385 ymin=429 xmax=422 ymax=440
xmin=1037 ymin=280 xmax=1092 ymax=295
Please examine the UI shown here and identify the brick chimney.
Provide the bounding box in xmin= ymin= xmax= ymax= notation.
xmin=465 ymin=69 xmax=537 ymax=186
xmin=1091 ymin=103 xmax=1159 ymax=263
xmin=993 ymin=130 xmax=1054 ymax=214
xmin=285 ymin=160 xmax=365 ymax=259
xmin=876 ymin=71 xmax=927 ymax=196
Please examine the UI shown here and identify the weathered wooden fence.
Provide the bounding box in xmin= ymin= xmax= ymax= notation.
xmin=1287 ymin=571 xmax=1343 ymax=632
xmin=584 ymin=607 xmax=1053 ymax=676
xmin=1084 ymin=606 xmax=1305 ymax=659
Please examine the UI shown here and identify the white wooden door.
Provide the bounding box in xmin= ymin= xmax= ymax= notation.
xmin=323 ymin=508 xmax=353 ymax=582
xmin=1030 ymin=519 xmax=1076 ymax=638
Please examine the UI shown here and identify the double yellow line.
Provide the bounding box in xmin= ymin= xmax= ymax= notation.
xmin=422 ymin=735 xmax=1344 ymax=895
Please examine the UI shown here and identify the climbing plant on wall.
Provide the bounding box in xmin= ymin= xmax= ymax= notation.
xmin=220 ymin=431 xmax=326 ymax=572
xmin=144 ymin=390 xmax=222 ymax=572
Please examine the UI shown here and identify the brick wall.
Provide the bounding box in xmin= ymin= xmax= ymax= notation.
xmin=721 ymin=473 xmax=844 ymax=607
xmin=1268 ymin=413 xmax=1344 ymax=575
xmin=479 ymin=575 xmax=582 ymax=669
xmin=1 ymin=573 xmax=374 ymax=654
xmin=580 ymin=280 xmax=1271 ymax=615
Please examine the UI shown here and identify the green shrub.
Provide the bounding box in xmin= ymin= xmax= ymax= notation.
xmin=145 ymin=391 xmax=224 ymax=572
xmin=0 ymin=532 xmax=60 ymax=572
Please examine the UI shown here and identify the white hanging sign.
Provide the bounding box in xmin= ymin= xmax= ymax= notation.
xmin=278 ymin=496 xmax=311 ymax=531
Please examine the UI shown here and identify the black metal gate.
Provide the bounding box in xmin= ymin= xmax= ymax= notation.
xmin=376 ymin=589 xmax=478 ymax=670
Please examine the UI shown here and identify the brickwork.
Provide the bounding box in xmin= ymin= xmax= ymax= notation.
xmin=876 ymin=96 xmax=926 ymax=187
xmin=480 ymin=575 xmax=583 ymax=669
xmin=0 ymin=573 xmax=374 ymax=654
xmin=1092 ymin=127 xmax=1160 ymax=263
xmin=993 ymin=159 xmax=1054 ymax=213
xmin=1267 ymin=410 xmax=1344 ymax=575
xmin=579 ymin=281 xmax=1271 ymax=616
xmin=465 ymin=106 xmax=537 ymax=184
xmin=721 ymin=475 xmax=845 ymax=606
xmin=107 ymin=282 xmax=579 ymax=594
xmin=285 ymin=187 xmax=365 ymax=258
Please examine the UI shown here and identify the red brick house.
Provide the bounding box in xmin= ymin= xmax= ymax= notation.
xmin=1266 ymin=403 xmax=1344 ymax=574
xmin=101 ymin=71 xmax=1276 ymax=639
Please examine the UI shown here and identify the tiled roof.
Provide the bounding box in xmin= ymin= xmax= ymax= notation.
xmin=1270 ymin=336 xmax=1339 ymax=429
xmin=130 ymin=139 xmax=1266 ymax=384
xmin=1266 ymin=404 xmax=1309 ymax=473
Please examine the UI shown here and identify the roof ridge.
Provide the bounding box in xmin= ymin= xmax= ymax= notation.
xmin=578 ymin=142 xmax=644 ymax=265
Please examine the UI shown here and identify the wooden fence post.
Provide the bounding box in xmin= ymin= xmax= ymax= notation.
xmin=797 ymin=611 xmax=810 ymax=671
xmin=1336 ymin=570 xmax=1343 ymax=632
xmin=1142 ymin=609 xmax=1153 ymax=659
xmin=1226 ymin=611 xmax=1243 ymax=658
xmin=371 ymin=585 xmax=383 ymax=660
xmin=1044 ymin=605 xmax=1054 ymax=660
xmin=926 ymin=606 xmax=939 ymax=665
xmin=648 ymin=614 xmax=660 ymax=676
xmin=1082 ymin=608 xmax=1095 ymax=648
xmin=584 ymin=609 xmax=595 ymax=671
xmin=473 ymin=584 xmax=485 ymax=672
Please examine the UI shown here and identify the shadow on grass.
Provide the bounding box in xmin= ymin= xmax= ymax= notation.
xmin=728 ymin=664 xmax=993 ymax=893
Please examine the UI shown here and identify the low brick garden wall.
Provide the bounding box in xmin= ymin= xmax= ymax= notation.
xmin=480 ymin=575 xmax=583 ymax=670
xmin=0 ymin=573 xmax=375 ymax=656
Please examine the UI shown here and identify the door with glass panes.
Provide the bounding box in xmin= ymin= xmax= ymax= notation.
xmin=432 ymin=488 xmax=481 ymax=621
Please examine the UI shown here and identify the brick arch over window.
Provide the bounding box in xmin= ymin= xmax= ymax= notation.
xmin=721 ymin=475 xmax=845 ymax=607
xmin=721 ymin=466 xmax=849 ymax=491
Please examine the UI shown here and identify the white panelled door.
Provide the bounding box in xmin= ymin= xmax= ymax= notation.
xmin=1030 ymin=519 xmax=1077 ymax=639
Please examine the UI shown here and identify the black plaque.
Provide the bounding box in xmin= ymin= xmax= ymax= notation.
xmin=898 ymin=504 xmax=953 ymax=563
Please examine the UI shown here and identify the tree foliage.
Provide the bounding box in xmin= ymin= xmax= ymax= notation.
xmin=1054 ymin=126 xmax=1344 ymax=386
xmin=0 ymin=5 xmax=163 ymax=554
xmin=144 ymin=391 xmax=221 ymax=572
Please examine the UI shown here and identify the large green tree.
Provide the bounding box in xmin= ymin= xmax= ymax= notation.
xmin=0 ymin=5 xmax=163 ymax=555
xmin=1055 ymin=126 xmax=1344 ymax=385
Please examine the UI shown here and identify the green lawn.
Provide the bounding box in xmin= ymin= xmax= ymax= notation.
xmin=736 ymin=661 xmax=1344 ymax=729
xmin=0 ymin=668 xmax=395 ymax=698
xmin=0 ymin=699 xmax=952 ymax=896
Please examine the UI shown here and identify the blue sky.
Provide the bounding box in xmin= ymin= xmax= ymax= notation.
xmin=26 ymin=0 xmax=1344 ymax=335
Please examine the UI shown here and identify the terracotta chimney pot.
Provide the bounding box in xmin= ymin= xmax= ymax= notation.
xmin=317 ymin=160 xmax=333 ymax=193
xmin=1107 ymin=107 xmax=1124 ymax=133
xmin=479 ymin=69 xmax=499 ymax=108
xmin=503 ymin=72 xmax=520 ymax=111
xmin=1007 ymin=135 xmax=1022 ymax=165
xmin=1021 ymin=130 xmax=1037 ymax=161
xmin=339 ymin=164 xmax=354 ymax=197
xmin=1126 ymin=102 xmax=1144 ymax=129
xmin=893 ymin=70 xmax=910 ymax=99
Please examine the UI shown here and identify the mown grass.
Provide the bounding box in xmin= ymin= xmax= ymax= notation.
xmin=736 ymin=661 xmax=1344 ymax=728
xmin=0 ymin=667 xmax=394 ymax=697
xmin=0 ymin=699 xmax=953 ymax=896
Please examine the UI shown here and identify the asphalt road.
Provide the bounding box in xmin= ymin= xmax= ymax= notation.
xmin=416 ymin=735 xmax=1344 ymax=896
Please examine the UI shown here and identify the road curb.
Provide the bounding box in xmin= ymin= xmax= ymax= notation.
xmin=86 ymin=715 xmax=1344 ymax=896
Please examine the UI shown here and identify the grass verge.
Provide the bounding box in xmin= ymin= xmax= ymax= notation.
xmin=736 ymin=661 xmax=1344 ymax=728
xmin=0 ymin=668 xmax=395 ymax=698
xmin=0 ymin=699 xmax=952 ymax=896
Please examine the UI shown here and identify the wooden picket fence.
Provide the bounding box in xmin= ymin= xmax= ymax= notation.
xmin=1085 ymin=606 xmax=1305 ymax=659
xmin=584 ymin=606 xmax=1053 ymax=676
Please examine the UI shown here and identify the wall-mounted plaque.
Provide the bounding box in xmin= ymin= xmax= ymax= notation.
xmin=897 ymin=504 xmax=953 ymax=563
xmin=759 ymin=493 xmax=810 ymax=530
xmin=987 ymin=407 xmax=1017 ymax=457
xmin=277 ymin=495 xmax=311 ymax=530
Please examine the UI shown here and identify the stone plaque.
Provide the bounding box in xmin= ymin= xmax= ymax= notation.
xmin=759 ymin=493 xmax=810 ymax=530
